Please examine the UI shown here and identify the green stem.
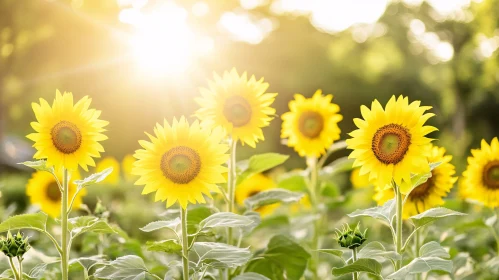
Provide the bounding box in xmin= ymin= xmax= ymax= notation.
xmin=352 ymin=248 xmax=358 ymax=280
xmin=395 ymin=183 xmax=403 ymax=270
xmin=17 ymin=257 xmax=23 ymax=280
xmin=180 ymin=207 xmax=190 ymax=280
xmin=61 ymin=168 xmax=69 ymax=280
xmin=415 ymin=230 xmax=422 ymax=280
xmin=227 ymin=138 xmax=237 ymax=245
xmin=308 ymin=157 xmax=320 ymax=279
xmin=490 ymin=225 xmax=499 ymax=256
xmin=8 ymin=257 xmax=20 ymax=280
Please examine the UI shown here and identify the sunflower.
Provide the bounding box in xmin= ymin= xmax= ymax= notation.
xmin=194 ymin=69 xmax=277 ymax=147
xmin=346 ymin=95 xmax=437 ymax=193
xmin=122 ymin=154 xmax=136 ymax=182
xmin=373 ymin=144 xmax=456 ymax=219
xmin=236 ymin=173 xmax=279 ymax=216
xmin=27 ymin=90 xmax=108 ymax=171
xmin=26 ymin=170 xmax=85 ymax=218
xmin=281 ymin=90 xmax=342 ymax=158
xmin=132 ymin=117 xmax=229 ymax=208
xmin=350 ymin=168 xmax=372 ymax=189
xmin=461 ymin=137 xmax=499 ymax=207
xmin=95 ymin=156 xmax=120 ymax=185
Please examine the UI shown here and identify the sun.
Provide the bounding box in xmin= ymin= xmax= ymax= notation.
xmin=132 ymin=117 xmax=229 ymax=208
xmin=281 ymin=90 xmax=343 ymax=158
xmin=346 ymin=95 xmax=437 ymax=193
xmin=194 ymin=69 xmax=277 ymax=147
xmin=461 ymin=137 xmax=499 ymax=207
xmin=27 ymin=90 xmax=108 ymax=171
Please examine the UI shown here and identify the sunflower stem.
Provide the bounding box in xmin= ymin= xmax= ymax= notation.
xmin=352 ymin=248 xmax=358 ymax=280
xmin=308 ymin=156 xmax=321 ymax=279
xmin=394 ymin=182 xmax=403 ymax=271
xmin=180 ymin=207 xmax=190 ymax=280
xmin=8 ymin=257 xmax=20 ymax=280
xmin=415 ymin=230 xmax=422 ymax=280
xmin=17 ymin=257 xmax=23 ymax=280
xmin=61 ymin=168 xmax=69 ymax=280
xmin=227 ymin=138 xmax=237 ymax=245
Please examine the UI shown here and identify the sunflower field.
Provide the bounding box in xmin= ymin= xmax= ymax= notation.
xmin=1 ymin=0 xmax=499 ymax=279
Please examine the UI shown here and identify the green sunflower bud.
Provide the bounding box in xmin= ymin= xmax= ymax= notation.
xmin=0 ymin=231 xmax=30 ymax=258
xmin=335 ymin=223 xmax=367 ymax=249
xmin=94 ymin=199 xmax=110 ymax=219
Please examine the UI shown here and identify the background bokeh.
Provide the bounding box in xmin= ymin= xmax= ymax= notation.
xmin=1 ymin=0 xmax=498 ymax=172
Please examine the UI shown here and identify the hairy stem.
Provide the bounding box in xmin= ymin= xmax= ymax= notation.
xmin=61 ymin=168 xmax=69 ymax=280
xmin=415 ymin=230 xmax=422 ymax=280
xmin=227 ymin=138 xmax=237 ymax=245
xmin=8 ymin=257 xmax=20 ymax=280
xmin=395 ymin=183 xmax=403 ymax=270
xmin=181 ymin=207 xmax=190 ymax=280
xmin=308 ymin=157 xmax=320 ymax=279
xmin=352 ymin=248 xmax=358 ymax=280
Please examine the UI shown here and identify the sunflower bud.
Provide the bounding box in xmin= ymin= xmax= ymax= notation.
xmin=94 ymin=199 xmax=110 ymax=219
xmin=0 ymin=232 xmax=30 ymax=258
xmin=335 ymin=223 xmax=367 ymax=249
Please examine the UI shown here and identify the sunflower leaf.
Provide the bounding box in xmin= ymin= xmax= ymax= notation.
xmin=403 ymin=161 xmax=442 ymax=198
xmin=387 ymin=257 xmax=453 ymax=279
xmin=139 ymin=218 xmax=181 ymax=233
xmin=244 ymin=189 xmax=304 ymax=210
xmin=410 ymin=207 xmax=466 ymax=229
xmin=68 ymin=216 xmax=117 ymax=239
xmin=145 ymin=239 xmax=182 ymax=254
xmin=0 ymin=212 xmax=48 ymax=232
xmin=191 ymin=242 xmax=252 ymax=268
xmin=233 ymin=272 xmax=271 ymax=280
xmin=237 ymin=153 xmax=289 ymax=185
xmin=94 ymin=255 xmax=149 ymax=280
xmin=199 ymin=212 xmax=254 ymax=230
xmin=419 ymin=241 xmax=450 ymax=258
xmin=18 ymin=160 xmax=54 ymax=173
xmin=348 ymin=198 xmax=396 ymax=226
xmin=74 ymin=167 xmax=113 ymax=190
xmin=357 ymin=241 xmax=401 ymax=262
xmin=331 ymin=258 xmax=382 ymax=277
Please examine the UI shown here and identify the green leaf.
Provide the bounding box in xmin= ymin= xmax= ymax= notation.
xmin=357 ymin=241 xmax=401 ymax=261
xmin=0 ymin=212 xmax=48 ymax=233
xmin=199 ymin=212 xmax=254 ymax=230
xmin=260 ymin=235 xmax=311 ymax=280
xmin=191 ymin=242 xmax=251 ymax=268
xmin=139 ymin=218 xmax=180 ymax=233
xmin=348 ymin=199 xmax=396 ymax=225
xmin=68 ymin=216 xmax=116 ymax=238
xmin=277 ymin=173 xmax=307 ymax=192
xmin=74 ymin=167 xmax=113 ymax=189
xmin=331 ymin=258 xmax=382 ymax=277
xmin=18 ymin=160 xmax=54 ymax=172
xmin=187 ymin=206 xmax=216 ymax=234
xmin=69 ymin=256 xmax=105 ymax=273
xmin=233 ymin=272 xmax=271 ymax=280
xmin=419 ymin=241 xmax=449 ymax=258
xmin=404 ymin=162 xmax=442 ymax=199
xmin=410 ymin=207 xmax=466 ymax=229
xmin=244 ymin=189 xmax=304 ymax=210
xmin=146 ymin=239 xmax=182 ymax=254
xmin=317 ymin=249 xmax=344 ymax=258
xmin=94 ymin=255 xmax=148 ymax=280
xmin=320 ymin=157 xmax=354 ymax=178
xmin=241 ymin=211 xmax=261 ymax=234
xmin=29 ymin=262 xmax=58 ymax=278
xmin=387 ymin=257 xmax=453 ymax=279
xmin=237 ymin=153 xmax=289 ymax=184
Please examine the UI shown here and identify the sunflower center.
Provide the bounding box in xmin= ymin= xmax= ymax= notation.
xmin=372 ymin=124 xmax=411 ymax=164
xmin=408 ymin=174 xmax=434 ymax=200
xmin=483 ymin=161 xmax=499 ymax=190
xmin=223 ymin=96 xmax=252 ymax=127
xmin=161 ymin=146 xmax=201 ymax=184
xmin=51 ymin=121 xmax=82 ymax=154
xmin=298 ymin=111 xmax=324 ymax=139
xmin=45 ymin=182 xmax=61 ymax=202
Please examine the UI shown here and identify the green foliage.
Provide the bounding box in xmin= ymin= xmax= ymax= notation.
xmin=68 ymin=216 xmax=116 ymax=238
xmin=244 ymin=189 xmax=304 ymax=210
xmin=357 ymin=242 xmax=401 ymax=262
xmin=0 ymin=231 xmax=30 ymax=258
xmin=331 ymin=258 xmax=382 ymax=278
xmin=387 ymin=257 xmax=453 ymax=279
xmin=0 ymin=212 xmax=48 ymax=233
xmin=348 ymin=198 xmax=396 ymax=225
xmin=139 ymin=218 xmax=180 ymax=233
xmin=199 ymin=212 xmax=254 ymax=230
xmin=246 ymin=235 xmax=310 ymax=280
xmin=18 ymin=160 xmax=54 ymax=173
xmin=233 ymin=272 xmax=271 ymax=280
xmin=145 ymin=239 xmax=182 ymax=254
xmin=94 ymin=255 xmax=150 ymax=280
xmin=410 ymin=207 xmax=467 ymax=229
xmin=237 ymin=153 xmax=289 ymax=185
xmin=335 ymin=223 xmax=368 ymax=249
xmin=74 ymin=167 xmax=114 ymax=190
xmin=190 ymin=242 xmax=251 ymax=269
